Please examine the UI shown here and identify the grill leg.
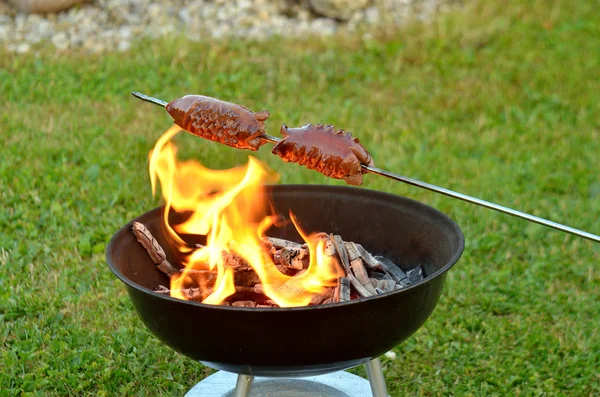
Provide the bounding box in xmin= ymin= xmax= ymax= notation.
xmin=233 ymin=374 xmax=254 ymax=397
xmin=364 ymin=358 xmax=389 ymax=397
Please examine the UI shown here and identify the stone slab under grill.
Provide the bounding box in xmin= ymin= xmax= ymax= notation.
xmin=185 ymin=370 xmax=385 ymax=397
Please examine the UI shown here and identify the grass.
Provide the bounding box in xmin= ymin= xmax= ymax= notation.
xmin=1 ymin=0 xmax=599 ymax=395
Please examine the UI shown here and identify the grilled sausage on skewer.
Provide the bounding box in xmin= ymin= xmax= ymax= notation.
xmin=271 ymin=123 xmax=374 ymax=186
xmin=132 ymin=91 xmax=600 ymax=245
xmin=166 ymin=95 xmax=271 ymax=151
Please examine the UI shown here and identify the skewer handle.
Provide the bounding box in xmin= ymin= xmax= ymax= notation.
xmin=360 ymin=166 xmax=600 ymax=244
xmin=132 ymin=92 xmax=600 ymax=244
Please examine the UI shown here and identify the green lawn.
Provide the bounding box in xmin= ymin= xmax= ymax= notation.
xmin=1 ymin=0 xmax=599 ymax=395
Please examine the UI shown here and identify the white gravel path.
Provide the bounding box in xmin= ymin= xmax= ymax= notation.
xmin=0 ymin=0 xmax=453 ymax=53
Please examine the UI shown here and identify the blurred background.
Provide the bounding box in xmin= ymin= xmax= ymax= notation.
xmin=1 ymin=0 xmax=599 ymax=395
xmin=0 ymin=0 xmax=458 ymax=53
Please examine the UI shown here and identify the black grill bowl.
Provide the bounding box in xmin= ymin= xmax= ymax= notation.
xmin=106 ymin=185 xmax=464 ymax=377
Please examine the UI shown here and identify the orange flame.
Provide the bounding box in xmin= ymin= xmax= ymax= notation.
xmin=148 ymin=126 xmax=344 ymax=307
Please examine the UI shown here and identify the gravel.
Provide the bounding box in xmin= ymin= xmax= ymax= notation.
xmin=0 ymin=0 xmax=454 ymax=54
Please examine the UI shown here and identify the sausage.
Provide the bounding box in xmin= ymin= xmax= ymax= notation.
xmin=271 ymin=123 xmax=374 ymax=186
xmin=166 ymin=95 xmax=270 ymax=151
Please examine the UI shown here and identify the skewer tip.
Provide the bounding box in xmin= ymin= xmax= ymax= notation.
xmin=130 ymin=91 xmax=168 ymax=107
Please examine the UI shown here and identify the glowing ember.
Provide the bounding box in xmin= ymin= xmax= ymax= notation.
xmin=148 ymin=126 xmax=345 ymax=307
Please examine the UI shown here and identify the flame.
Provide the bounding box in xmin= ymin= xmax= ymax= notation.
xmin=148 ymin=126 xmax=344 ymax=307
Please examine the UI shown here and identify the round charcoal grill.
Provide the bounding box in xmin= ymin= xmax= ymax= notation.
xmin=106 ymin=185 xmax=465 ymax=396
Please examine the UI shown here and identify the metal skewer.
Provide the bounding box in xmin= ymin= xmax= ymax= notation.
xmin=133 ymin=91 xmax=168 ymax=107
xmin=131 ymin=92 xmax=600 ymax=244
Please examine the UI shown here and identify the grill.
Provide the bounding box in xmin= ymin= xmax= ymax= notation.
xmin=106 ymin=185 xmax=464 ymax=395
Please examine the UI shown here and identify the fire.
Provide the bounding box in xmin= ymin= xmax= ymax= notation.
xmin=148 ymin=126 xmax=344 ymax=307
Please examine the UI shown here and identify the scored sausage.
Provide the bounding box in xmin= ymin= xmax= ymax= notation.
xmin=166 ymin=95 xmax=271 ymax=151
xmin=271 ymin=123 xmax=374 ymax=186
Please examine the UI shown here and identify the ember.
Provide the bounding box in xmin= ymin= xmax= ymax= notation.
xmin=133 ymin=126 xmax=426 ymax=308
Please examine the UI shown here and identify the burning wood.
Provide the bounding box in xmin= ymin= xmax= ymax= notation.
xmin=370 ymin=279 xmax=397 ymax=293
xmin=132 ymin=222 xmax=179 ymax=277
xmin=344 ymin=242 xmax=361 ymax=262
xmin=179 ymin=269 xmax=218 ymax=283
xmin=346 ymin=274 xmax=373 ymax=298
xmin=155 ymin=285 xmax=170 ymax=294
xmin=355 ymin=244 xmax=382 ymax=271
xmin=374 ymin=255 xmax=408 ymax=283
xmin=407 ymin=266 xmax=425 ymax=284
xmin=339 ymin=277 xmax=351 ymax=302
xmin=277 ymin=277 xmax=305 ymax=297
xmin=350 ymin=257 xmax=377 ymax=295
xmin=309 ymin=287 xmax=335 ymax=305
xmin=135 ymin=224 xmax=428 ymax=307
xmin=323 ymin=236 xmax=337 ymax=258
xmin=331 ymin=234 xmax=351 ymax=274
xmin=183 ymin=287 xmax=205 ymax=301
xmin=232 ymin=301 xmax=258 ymax=308
xmin=234 ymin=286 xmax=256 ymax=294
xmin=253 ymin=283 xmax=265 ymax=295
xmin=369 ymin=271 xmax=394 ymax=281
xmin=333 ymin=278 xmax=341 ymax=302
xmin=234 ymin=270 xmax=262 ymax=287
xmin=265 ymin=237 xmax=304 ymax=249
xmin=273 ymin=246 xmax=309 ymax=270
xmin=221 ymin=251 xmax=250 ymax=269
